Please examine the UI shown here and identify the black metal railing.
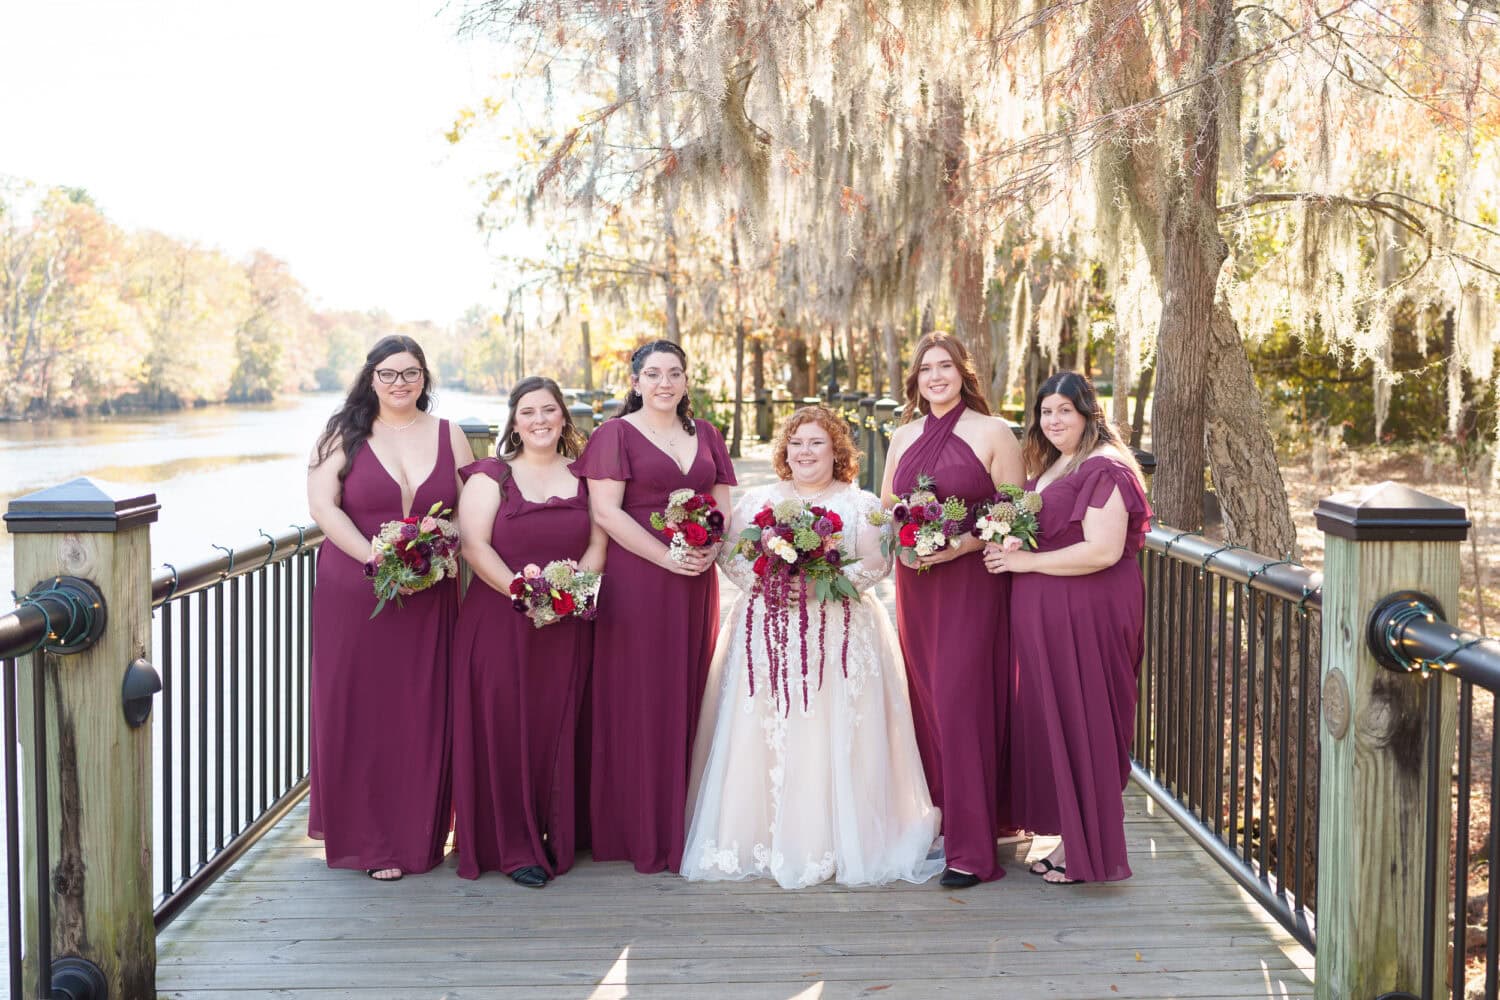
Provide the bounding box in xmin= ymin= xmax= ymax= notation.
xmin=0 ymin=577 xmax=110 ymax=997
xmin=1367 ymin=595 xmax=1500 ymax=1000
xmin=149 ymin=524 xmax=322 ymax=927
xmin=1133 ymin=527 xmax=1323 ymax=952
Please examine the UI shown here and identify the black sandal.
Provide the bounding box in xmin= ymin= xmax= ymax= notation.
xmin=1041 ymin=864 xmax=1085 ymax=885
xmin=1029 ymin=857 xmax=1061 ymax=876
xmin=509 ymin=865 xmax=548 ymax=888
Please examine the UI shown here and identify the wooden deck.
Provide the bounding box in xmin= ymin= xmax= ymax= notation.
xmin=155 ymin=450 xmax=1313 ymax=997
xmin=155 ymin=792 xmax=1312 ymax=999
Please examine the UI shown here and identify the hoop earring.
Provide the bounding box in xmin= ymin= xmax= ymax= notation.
xmin=507 ymin=430 xmax=521 ymax=448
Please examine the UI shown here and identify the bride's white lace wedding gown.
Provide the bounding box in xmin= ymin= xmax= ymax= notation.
xmin=681 ymin=481 xmax=943 ymax=888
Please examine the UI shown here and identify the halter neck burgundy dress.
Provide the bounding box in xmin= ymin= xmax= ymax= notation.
xmin=451 ymin=458 xmax=593 ymax=880
xmin=892 ymin=404 xmax=1011 ymax=882
xmin=309 ymin=419 xmax=458 ymax=875
xmin=1006 ymin=454 xmax=1151 ymax=883
xmin=570 ymin=417 xmax=737 ymax=873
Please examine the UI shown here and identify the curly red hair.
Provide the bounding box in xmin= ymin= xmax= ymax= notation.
xmin=771 ymin=406 xmax=860 ymax=483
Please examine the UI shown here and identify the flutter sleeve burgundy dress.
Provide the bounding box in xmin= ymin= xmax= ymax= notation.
xmin=451 ymin=458 xmax=594 ymax=880
xmin=308 ymin=419 xmax=458 ymax=875
xmin=1006 ymin=454 xmax=1151 ymax=883
xmin=891 ymin=404 xmax=1011 ymax=882
xmin=570 ymin=417 xmax=737 ymax=873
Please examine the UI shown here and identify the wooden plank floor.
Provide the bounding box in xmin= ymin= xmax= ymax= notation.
xmin=155 ymin=792 xmax=1313 ymax=999
xmin=156 ymin=450 xmax=1313 ymax=997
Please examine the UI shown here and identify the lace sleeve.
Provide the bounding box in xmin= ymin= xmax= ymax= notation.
xmin=716 ymin=486 xmax=770 ymax=593
xmin=840 ymin=489 xmax=892 ymax=593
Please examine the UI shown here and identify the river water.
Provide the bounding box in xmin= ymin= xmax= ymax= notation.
xmin=0 ymin=390 xmax=510 ymax=603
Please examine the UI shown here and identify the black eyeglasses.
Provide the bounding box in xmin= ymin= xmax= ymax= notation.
xmin=374 ymin=367 xmax=424 ymax=385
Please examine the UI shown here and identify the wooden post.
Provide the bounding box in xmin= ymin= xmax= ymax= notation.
xmin=5 ymin=479 xmax=161 ymax=998
xmin=460 ymin=418 xmax=496 ymax=461
xmin=1313 ymin=482 xmax=1468 ymax=1000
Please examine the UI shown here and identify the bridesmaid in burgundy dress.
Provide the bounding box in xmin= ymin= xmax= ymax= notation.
xmin=985 ymin=371 xmax=1151 ymax=884
xmin=882 ymin=332 xmax=1023 ymax=888
xmin=452 ymin=376 xmax=605 ymax=888
xmin=571 ymin=340 xmax=736 ymax=873
xmin=306 ymin=335 xmax=475 ymax=880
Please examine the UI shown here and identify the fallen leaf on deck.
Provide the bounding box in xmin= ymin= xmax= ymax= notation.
xmin=864 ymin=986 xmax=892 ymax=993
xmin=946 ymin=895 xmax=967 ymax=904
xmin=1135 ymin=952 xmax=1143 ymax=961
xmin=1110 ymin=986 xmax=1119 ymax=993
xmin=1021 ymin=942 xmax=1037 ymax=951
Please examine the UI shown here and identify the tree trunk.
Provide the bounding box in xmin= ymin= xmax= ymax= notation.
xmin=580 ymin=320 xmax=594 ymax=390
xmin=1131 ymin=363 xmax=1153 ymax=448
xmin=788 ymin=331 xmax=811 ymax=398
xmin=882 ymin=321 xmax=901 ymax=397
xmin=868 ymin=323 xmax=882 ymax=396
xmin=731 ymin=317 xmax=746 ymax=457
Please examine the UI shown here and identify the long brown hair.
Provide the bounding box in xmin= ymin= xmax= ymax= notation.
xmin=901 ymin=332 xmax=991 ymax=423
xmin=615 ymin=339 xmax=696 ymax=434
xmin=1022 ymin=371 xmax=1143 ymax=483
xmin=312 ymin=335 xmax=434 ymax=485
xmin=494 ymin=376 xmax=587 ymax=503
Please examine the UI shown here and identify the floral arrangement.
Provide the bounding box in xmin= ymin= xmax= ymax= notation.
xmin=364 ymin=501 xmax=460 ymax=618
xmin=868 ymin=474 xmax=969 ymax=572
xmin=508 ymin=559 xmax=603 ymax=628
xmin=733 ymin=497 xmax=859 ymax=714
xmin=972 ymin=484 xmax=1044 ymax=550
xmin=650 ymin=488 xmax=726 ymax=563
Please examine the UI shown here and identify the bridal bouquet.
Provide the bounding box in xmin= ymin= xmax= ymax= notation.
xmin=364 ymin=502 xmax=460 ymax=618
xmin=734 ymin=498 xmax=860 ymax=714
xmin=508 ymin=559 xmax=603 ymax=629
xmin=869 ymin=474 xmax=969 ymax=572
xmin=650 ymin=488 xmax=726 ymax=563
xmin=972 ymin=484 xmax=1044 ymax=550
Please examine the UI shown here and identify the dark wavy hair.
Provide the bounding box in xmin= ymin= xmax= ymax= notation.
xmin=901 ymin=332 xmax=991 ymax=422
xmin=1022 ymin=370 xmax=1143 ymax=483
xmin=771 ymin=405 xmax=860 ymax=483
xmin=498 ymin=376 xmax=587 ymax=462
xmin=615 ymin=339 xmax=695 ymax=434
xmin=312 ymin=335 xmax=433 ymax=485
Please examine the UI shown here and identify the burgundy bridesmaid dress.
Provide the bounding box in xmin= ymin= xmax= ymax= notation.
xmin=570 ymin=417 xmax=737 ymax=873
xmin=451 ymin=459 xmax=593 ymax=880
xmin=1007 ymin=455 xmax=1151 ymax=883
xmin=308 ymin=419 xmax=458 ymax=874
xmin=892 ymin=404 xmax=1010 ymax=882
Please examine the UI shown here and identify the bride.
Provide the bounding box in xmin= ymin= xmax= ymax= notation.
xmin=682 ymin=405 xmax=943 ymax=888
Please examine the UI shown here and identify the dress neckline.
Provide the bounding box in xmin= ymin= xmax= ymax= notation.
xmin=505 ymin=459 xmax=587 ymax=507
xmin=1034 ymin=453 xmax=1124 ymax=494
xmin=364 ymin=418 xmax=445 ymax=518
xmin=619 ymin=418 xmax=705 ymax=477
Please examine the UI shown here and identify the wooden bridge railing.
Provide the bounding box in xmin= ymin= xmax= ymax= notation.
xmin=0 ymin=412 xmax=1495 ymax=999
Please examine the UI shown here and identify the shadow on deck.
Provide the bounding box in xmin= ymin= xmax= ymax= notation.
xmin=155 ymin=791 xmax=1313 ymax=999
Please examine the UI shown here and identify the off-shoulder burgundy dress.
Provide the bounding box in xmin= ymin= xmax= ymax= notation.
xmin=1007 ymin=455 xmax=1151 ymax=883
xmin=570 ymin=417 xmax=737 ymax=873
xmin=309 ymin=419 xmax=458 ymax=874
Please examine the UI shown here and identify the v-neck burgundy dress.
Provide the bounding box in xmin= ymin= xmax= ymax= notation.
xmin=451 ymin=459 xmax=593 ymax=880
xmin=1006 ymin=455 xmax=1151 ymax=883
xmin=308 ymin=419 xmax=458 ymax=874
xmin=570 ymin=417 xmax=737 ymax=872
xmin=892 ymin=405 xmax=1011 ymax=882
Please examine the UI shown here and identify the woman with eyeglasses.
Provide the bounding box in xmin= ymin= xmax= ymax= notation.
xmin=306 ymin=335 xmax=475 ymax=882
xmin=570 ymin=339 xmax=737 ymax=873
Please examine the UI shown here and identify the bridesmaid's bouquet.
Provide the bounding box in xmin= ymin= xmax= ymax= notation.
xmin=870 ymin=474 xmax=969 ymax=571
xmin=973 ymin=484 xmax=1044 ymax=550
xmin=650 ymin=488 xmax=726 ymax=564
xmin=364 ymin=502 xmax=460 ymax=618
xmin=508 ymin=559 xmax=603 ymax=629
xmin=734 ymin=498 xmax=859 ymax=714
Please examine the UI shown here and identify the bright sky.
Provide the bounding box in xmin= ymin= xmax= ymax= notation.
xmin=0 ymin=0 xmax=508 ymax=323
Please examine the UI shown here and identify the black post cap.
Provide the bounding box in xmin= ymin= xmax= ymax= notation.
xmin=1315 ymin=481 xmax=1469 ymax=542
xmin=4 ymin=478 xmax=159 ymax=534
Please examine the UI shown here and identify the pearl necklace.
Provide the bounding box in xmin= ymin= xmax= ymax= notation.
xmin=377 ymin=413 xmax=420 ymax=430
xmin=790 ymin=480 xmax=839 ymax=503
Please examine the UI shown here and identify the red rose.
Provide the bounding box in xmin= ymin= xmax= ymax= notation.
xmin=552 ymin=591 xmax=576 ymax=615
xmin=508 ymin=577 xmax=526 ymax=596
xmin=683 ymin=522 xmax=709 ymax=546
xmin=402 ymin=516 xmax=418 ymax=525
xmin=898 ymin=523 xmax=920 ymax=548
xmin=683 ymin=495 xmax=704 ymax=512
xmin=752 ymin=507 xmax=776 ymax=529
xmin=662 ymin=526 xmax=676 ymax=540
xmin=753 ymin=555 xmax=769 ymax=576
xmin=826 ymin=511 xmax=843 ymax=531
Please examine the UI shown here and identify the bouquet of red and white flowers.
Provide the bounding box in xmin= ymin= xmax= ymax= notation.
xmin=733 ymin=497 xmax=860 ymax=713
xmin=364 ymin=502 xmax=460 ymax=618
xmin=508 ymin=559 xmax=603 ymax=629
xmin=972 ymin=484 xmax=1044 ymax=550
xmin=650 ymin=488 xmax=726 ymax=563
xmin=870 ymin=474 xmax=969 ymax=572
